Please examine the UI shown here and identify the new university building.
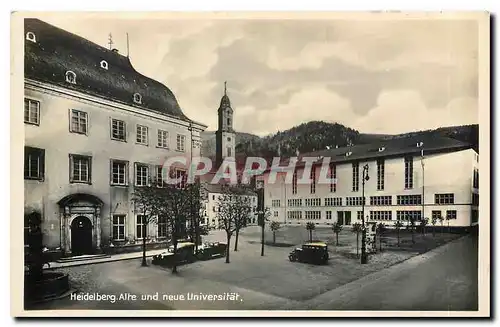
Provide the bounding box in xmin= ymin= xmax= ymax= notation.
xmin=262 ymin=136 xmax=479 ymax=229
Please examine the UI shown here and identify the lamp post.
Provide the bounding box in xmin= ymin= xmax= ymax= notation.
xmin=361 ymin=163 xmax=370 ymax=264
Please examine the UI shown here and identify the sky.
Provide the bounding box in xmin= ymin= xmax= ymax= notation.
xmin=42 ymin=13 xmax=479 ymax=137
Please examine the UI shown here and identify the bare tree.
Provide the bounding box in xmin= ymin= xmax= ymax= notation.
xmin=394 ymin=220 xmax=404 ymax=247
xmin=306 ymin=222 xmax=315 ymax=242
xmin=332 ymin=221 xmax=342 ymax=246
xmin=376 ymin=222 xmax=385 ymax=252
xmin=270 ymin=221 xmax=281 ymax=244
xmin=259 ymin=206 xmax=272 ymax=256
xmin=352 ymin=223 xmax=362 ymax=257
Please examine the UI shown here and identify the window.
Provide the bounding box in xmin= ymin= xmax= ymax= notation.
xmin=65 ymin=71 xmax=76 ymax=84
xmin=155 ymin=165 xmax=166 ymax=188
xmin=396 ymin=210 xmax=421 ymax=222
xmin=446 ymin=210 xmax=457 ymax=220
xmin=432 ymin=210 xmax=442 ymax=221
xmin=377 ymin=159 xmax=385 ymax=190
xmin=110 ymin=160 xmax=128 ymax=186
xmin=352 ymin=163 xmax=359 ymax=192
xmin=112 ymin=215 xmax=125 ymax=241
xmin=292 ymin=170 xmax=298 ymax=194
xmin=69 ymin=154 xmax=92 ymax=184
xmin=346 ymin=197 xmax=365 ymax=206
xmin=369 ymin=211 xmax=392 ymax=221
xmin=370 ymin=196 xmax=392 ymax=206
xmin=435 ymin=193 xmax=455 ymax=205
xmin=136 ymin=125 xmax=148 ymax=145
xmin=310 ymin=168 xmax=316 ymax=194
xmin=24 ymin=98 xmax=40 ymax=125
xmin=325 ymin=197 xmax=342 ymax=206
xmin=288 ymin=199 xmax=303 ymax=207
xmin=473 ymin=168 xmax=479 ymax=188
xmin=100 ymin=60 xmax=108 ymax=70
xmin=176 ymin=134 xmax=186 ymax=152
xmin=274 ymin=211 xmax=278 ymax=217
xmin=24 ymin=147 xmax=44 ymax=180
xmin=357 ymin=211 xmax=363 ymax=220
xmin=404 ymin=156 xmax=414 ymax=189
xmin=133 ymin=93 xmax=142 ymax=104
xmin=287 ymin=211 xmax=302 ymax=220
xmin=227 ymin=118 xmax=231 ymax=126
xmin=272 ymin=200 xmax=281 ymax=207
xmin=396 ymin=195 xmax=422 ymax=205
xmin=330 ymin=164 xmax=337 ymax=192
xmin=111 ymin=119 xmax=126 ymax=141
xmin=158 ymin=216 xmax=167 ymax=238
xmin=305 ymin=211 xmax=321 ymax=220
xmin=227 ymin=147 xmax=232 ymax=157
xmin=326 ymin=211 xmax=332 ymax=220
xmin=305 ymin=198 xmax=321 ymax=207
xmin=175 ymin=169 xmax=187 ymax=189
xmin=136 ymin=215 xmax=146 ymax=239
xmin=135 ymin=163 xmax=149 ymax=186
xmin=70 ymin=110 xmax=88 ymax=134
xmin=157 ymin=130 xmax=169 ymax=148
xmin=26 ymin=32 xmax=36 ymax=43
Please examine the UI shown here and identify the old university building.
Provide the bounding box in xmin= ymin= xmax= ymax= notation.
xmin=262 ymin=135 xmax=479 ymax=229
xmin=23 ymin=19 xmax=206 ymax=255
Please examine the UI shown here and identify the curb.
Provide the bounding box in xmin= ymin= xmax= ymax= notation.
xmin=44 ymin=253 xmax=160 ymax=270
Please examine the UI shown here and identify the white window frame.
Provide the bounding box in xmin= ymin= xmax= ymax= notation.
xmin=136 ymin=215 xmax=146 ymax=239
xmin=69 ymin=154 xmax=92 ymax=184
xmin=176 ymin=134 xmax=186 ymax=152
xmin=100 ymin=60 xmax=108 ymax=70
xmin=136 ymin=124 xmax=149 ymax=145
xmin=24 ymin=98 xmax=40 ymax=125
xmin=112 ymin=215 xmax=126 ymax=241
xmin=157 ymin=130 xmax=169 ymax=149
xmin=24 ymin=146 xmax=44 ymax=180
xmin=69 ymin=109 xmax=88 ymax=135
xmin=133 ymin=93 xmax=142 ymax=104
xmin=26 ymin=32 xmax=36 ymax=43
xmin=66 ymin=71 xmax=77 ymax=84
xmin=135 ymin=163 xmax=150 ymax=187
xmin=110 ymin=160 xmax=128 ymax=186
xmin=110 ymin=118 xmax=127 ymax=142
xmin=157 ymin=216 xmax=168 ymax=238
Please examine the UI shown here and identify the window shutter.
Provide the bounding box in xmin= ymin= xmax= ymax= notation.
xmin=39 ymin=148 xmax=45 ymax=180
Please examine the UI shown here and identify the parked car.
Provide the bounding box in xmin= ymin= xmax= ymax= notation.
xmin=288 ymin=242 xmax=329 ymax=265
xmin=152 ymin=242 xmax=197 ymax=266
xmin=196 ymin=242 xmax=227 ymax=260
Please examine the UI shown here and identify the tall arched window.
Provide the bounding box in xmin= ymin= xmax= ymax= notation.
xmin=26 ymin=32 xmax=36 ymax=43
xmin=133 ymin=93 xmax=142 ymax=104
xmin=65 ymin=71 xmax=77 ymax=84
xmin=100 ymin=60 xmax=108 ymax=70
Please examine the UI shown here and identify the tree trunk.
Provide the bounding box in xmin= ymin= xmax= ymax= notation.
xmin=336 ymin=233 xmax=339 ymax=246
xmin=261 ymin=224 xmax=265 ymax=256
xmin=432 ymin=225 xmax=435 ymax=237
xmin=172 ymin=222 xmax=178 ymax=274
xmin=309 ymin=230 xmax=312 ymax=242
xmin=225 ymin=234 xmax=231 ymax=263
xmin=141 ymin=223 xmax=147 ymax=267
xmin=234 ymin=230 xmax=239 ymax=252
xmin=356 ymin=232 xmax=359 ymax=257
xmin=379 ymin=232 xmax=382 ymax=252
xmin=397 ymin=230 xmax=400 ymax=247
xmin=273 ymin=231 xmax=276 ymax=244
xmin=411 ymin=226 xmax=415 ymax=244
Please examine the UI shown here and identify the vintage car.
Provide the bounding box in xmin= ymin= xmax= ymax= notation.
xmin=152 ymin=242 xmax=197 ymax=266
xmin=196 ymin=242 xmax=227 ymax=260
xmin=288 ymin=242 xmax=329 ymax=265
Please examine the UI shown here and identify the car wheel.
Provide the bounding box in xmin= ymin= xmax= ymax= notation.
xmin=289 ymin=255 xmax=295 ymax=262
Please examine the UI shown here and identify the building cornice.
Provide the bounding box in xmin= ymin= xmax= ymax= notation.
xmin=24 ymin=78 xmax=208 ymax=132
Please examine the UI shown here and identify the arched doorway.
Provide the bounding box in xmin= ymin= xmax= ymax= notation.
xmin=71 ymin=216 xmax=93 ymax=255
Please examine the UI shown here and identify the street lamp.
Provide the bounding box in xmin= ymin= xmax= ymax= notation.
xmin=361 ymin=163 xmax=370 ymax=264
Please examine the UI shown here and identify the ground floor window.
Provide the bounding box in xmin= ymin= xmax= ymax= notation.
xmin=112 ymin=215 xmax=126 ymax=240
xmin=158 ymin=216 xmax=167 ymax=238
xmin=136 ymin=215 xmax=146 ymax=239
xmin=446 ymin=210 xmax=457 ymax=220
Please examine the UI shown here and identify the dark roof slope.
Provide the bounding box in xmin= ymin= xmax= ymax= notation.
xmin=265 ymin=134 xmax=473 ymax=172
xmin=24 ymin=18 xmax=189 ymax=121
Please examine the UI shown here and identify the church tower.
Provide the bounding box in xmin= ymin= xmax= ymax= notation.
xmin=215 ymin=81 xmax=236 ymax=168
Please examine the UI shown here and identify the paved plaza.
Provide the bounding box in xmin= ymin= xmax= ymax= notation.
xmin=28 ymin=226 xmax=478 ymax=311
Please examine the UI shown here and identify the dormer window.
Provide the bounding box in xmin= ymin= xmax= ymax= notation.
xmin=100 ymin=60 xmax=108 ymax=70
xmin=26 ymin=32 xmax=36 ymax=43
xmin=416 ymin=142 xmax=424 ymax=148
xmin=345 ymin=151 xmax=352 ymax=157
xmin=133 ymin=93 xmax=142 ymax=104
xmin=65 ymin=71 xmax=76 ymax=84
xmin=378 ymin=147 xmax=386 ymax=152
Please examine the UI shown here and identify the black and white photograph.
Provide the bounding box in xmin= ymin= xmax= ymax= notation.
xmin=10 ymin=11 xmax=490 ymax=317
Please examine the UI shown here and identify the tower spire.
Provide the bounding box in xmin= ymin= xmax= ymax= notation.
xmin=108 ymin=33 xmax=113 ymax=50
xmin=224 ymin=81 xmax=227 ymax=96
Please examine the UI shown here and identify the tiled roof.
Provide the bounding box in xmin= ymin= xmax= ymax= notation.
xmin=24 ymin=18 xmax=190 ymax=121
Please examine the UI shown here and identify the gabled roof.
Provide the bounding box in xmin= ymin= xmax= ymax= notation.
xmin=24 ymin=18 xmax=190 ymax=122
